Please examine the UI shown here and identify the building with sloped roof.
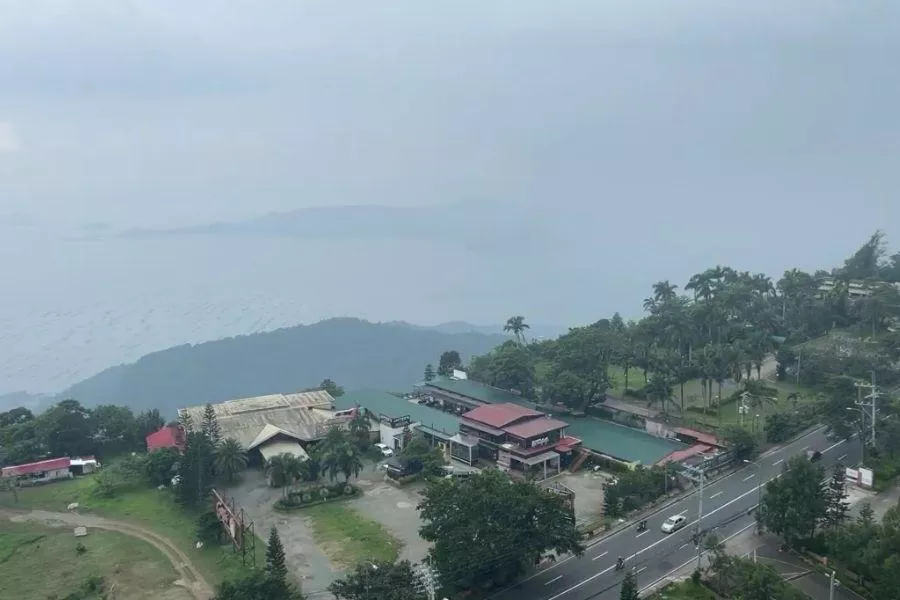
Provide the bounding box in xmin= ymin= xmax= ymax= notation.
xmin=145 ymin=425 xmax=185 ymax=452
xmin=460 ymin=403 xmax=581 ymax=479
xmin=178 ymin=390 xmax=351 ymax=463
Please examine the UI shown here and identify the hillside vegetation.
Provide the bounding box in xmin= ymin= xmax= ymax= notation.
xmin=59 ymin=318 xmax=507 ymax=416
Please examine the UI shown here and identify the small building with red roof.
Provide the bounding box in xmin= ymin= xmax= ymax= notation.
xmin=145 ymin=425 xmax=185 ymax=453
xmin=460 ymin=403 xmax=581 ymax=479
xmin=1 ymin=457 xmax=73 ymax=483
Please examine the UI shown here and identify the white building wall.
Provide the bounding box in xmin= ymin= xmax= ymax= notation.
xmin=379 ymin=422 xmax=420 ymax=451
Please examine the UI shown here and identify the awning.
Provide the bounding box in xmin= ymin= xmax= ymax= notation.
xmin=555 ymin=436 xmax=582 ymax=452
xmin=259 ymin=440 xmax=309 ymax=462
xmin=520 ymin=450 xmax=561 ymax=466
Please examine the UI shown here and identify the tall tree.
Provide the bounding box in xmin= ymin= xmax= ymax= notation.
xmin=437 ymin=350 xmax=463 ymax=377
xmin=758 ymin=456 xmax=827 ymax=547
xmin=504 ymin=315 xmax=531 ymax=345
xmin=329 ymin=560 xmax=427 ymax=600
xmin=418 ymin=469 xmax=583 ymax=594
xmin=823 ymin=463 xmax=850 ymax=528
xmin=214 ymin=438 xmax=248 ymax=483
xmin=469 ymin=341 xmax=537 ymax=398
xmin=38 ymin=399 xmax=95 ymax=458
xmin=423 ymin=363 xmax=435 ymax=382
xmin=176 ymin=430 xmax=215 ymax=507
xmin=542 ymin=325 xmax=613 ymax=412
xmin=266 ymin=526 xmax=289 ymax=590
xmin=320 ymin=378 xmax=345 ymax=398
xmin=201 ymin=404 xmax=222 ymax=445
xmin=619 ymin=570 xmax=639 ymax=600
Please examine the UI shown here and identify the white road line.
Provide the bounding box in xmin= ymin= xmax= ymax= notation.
xmin=801 ymin=445 xmax=809 ymax=451
xmin=636 ymin=530 xmax=648 ymax=538
xmin=639 ymin=521 xmax=757 ymax=595
xmin=679 ymin=543 xmax=688 ymax=550
xmin=838 ymin=454 xmax=847 ymax=461
xmin=545 ymin=576 xmax=562 ymax=586
xmin=592 ymin=551 xmax=608 ymax=561
xmin=742 ymin=474 xmax=755 ymax=482
xmin=636 ymin=567 xmax=647 ymax=575
xmin=545 ymin=483 xmax=766 ymax=600
xmin=823 ymin=439 xmax=846 ymax=453
xmin=710 ymin=491 xmax=723 ymax=499
xmin=772 ymin=459 xmax=784 ymax=466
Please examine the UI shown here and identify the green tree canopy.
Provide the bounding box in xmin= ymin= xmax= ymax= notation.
xmin=418 ymin=469 xmax=583 ymax=593
xmin=758 ymin=455 xmax=826 ymax=547
xmin=329 ymin=560 xmax=427 ymax=600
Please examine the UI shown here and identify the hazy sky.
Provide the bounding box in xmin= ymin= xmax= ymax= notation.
xmin=1 ymin=0 xmax=898 ymax=232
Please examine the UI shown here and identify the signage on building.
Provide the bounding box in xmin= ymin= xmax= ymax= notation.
xmin=531 ymin=436 xmax=550 ymax=448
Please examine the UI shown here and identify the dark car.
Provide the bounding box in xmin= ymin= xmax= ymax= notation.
xmin=807 ymin=450 xmax=822 ymax=462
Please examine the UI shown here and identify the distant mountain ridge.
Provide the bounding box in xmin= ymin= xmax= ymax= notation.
xmin=391 ymin=320 xmax=567 ymax=340
xmin=55 ymin=318 xmax=512 ymax=418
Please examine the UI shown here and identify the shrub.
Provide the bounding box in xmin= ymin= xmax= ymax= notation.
xmin=274 ymin=483 xmax=361 ymax=510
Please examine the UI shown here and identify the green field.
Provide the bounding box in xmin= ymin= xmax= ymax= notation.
xmin=303 ymin=503 xmax=401 ymax=569
xmin=0 ymin=519 xmax=191 ymax=600
xmin=0 ymin=475 xmax=263 ymax=586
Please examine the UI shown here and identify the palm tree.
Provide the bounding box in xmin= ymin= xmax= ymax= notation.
xmin=265 ymin=453 xmax=305 ymax=497
xmin=504 ymin=315 xmax=530 ymax=345
xmin=318 ymin=427 xmax=352 ymax=482
xmin=347 ymin=409 xmax=371 ymax=448
xmin=214 ymin=438 xmax=248 ymax=483
xmin=338 ymin=445 xmax=364 ymax=482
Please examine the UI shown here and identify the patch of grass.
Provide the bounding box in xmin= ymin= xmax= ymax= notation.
xmin=0 ymin=475 xmax=264 ymax=586
xmin=608 ymin=365 xmax=648 ymax=395
xmin=0 ymin=519 xmax=190 ymax=600
xmin=303 ymin=503 xmax=401 ymax=569
xmin=650 ymin=579 xmax=716 ymax=600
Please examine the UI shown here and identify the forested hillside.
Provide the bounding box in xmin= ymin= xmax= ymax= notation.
xmin=59 ymin=318 xmax=507 ymax=417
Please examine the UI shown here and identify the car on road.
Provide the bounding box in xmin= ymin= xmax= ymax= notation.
xmin=806 ymin=449 xmax=822 ymax=462
xmin=374 ymin=443 xmax=394 ymax=457
xmin=661 ymin=515 xmax=687 ymax=534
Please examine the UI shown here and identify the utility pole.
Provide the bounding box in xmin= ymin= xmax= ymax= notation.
xmin=854 ymin=371 xmax=880 ymax=450
xmin=829 ymin=569 xmax=839 ymax=600
xmin=680 ymin=462 xmax=708 ymax=570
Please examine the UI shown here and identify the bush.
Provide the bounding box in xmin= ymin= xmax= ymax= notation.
xmin=92 ymin=456 xmax=149 ymax=498
xmin=624 ymin=388 xmax=646 ymax=400
xmin=602 ymin=465 xmax=673 ymax=518
xmin=274 ymin=483 xmax=361 ymax=510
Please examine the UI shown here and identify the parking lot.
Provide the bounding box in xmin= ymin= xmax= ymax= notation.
xmin=227 ymin=461 xmax=430 ymax=594
xmin=545 ymin=469 xmax=612 ymax=526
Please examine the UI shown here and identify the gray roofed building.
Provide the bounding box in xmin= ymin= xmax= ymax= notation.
xmin=178 ymin=390 xmax=348 ymax=451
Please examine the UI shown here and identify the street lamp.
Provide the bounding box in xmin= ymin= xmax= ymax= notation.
xmin=743 ymin=459 xmax=762 ymax=533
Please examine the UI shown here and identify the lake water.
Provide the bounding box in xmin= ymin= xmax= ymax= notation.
xmin=0 ymin=227 xmax=541 ymax=395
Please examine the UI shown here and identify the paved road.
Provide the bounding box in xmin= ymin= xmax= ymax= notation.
xmin=492 ymin=427 xmax=863 ymax=600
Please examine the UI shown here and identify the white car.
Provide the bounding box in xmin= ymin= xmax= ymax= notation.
xmin=661 ymin=515 xmax=687 ymax=534
xmin=374 ymin=443 xmax=394 ymax=457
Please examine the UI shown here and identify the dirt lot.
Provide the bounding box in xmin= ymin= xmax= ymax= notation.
xmin=227 ymin=461 xmax=430 ymax=595
xmin=545 ymin=469 xmax=611 ymax=526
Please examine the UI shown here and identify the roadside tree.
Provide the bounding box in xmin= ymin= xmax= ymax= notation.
xmin=757 ymin=456 xmax=826 ymax=547
xmin=418 ymin=469 xmax=583 ymax=594
xmin=329 ymin=560 xmax=427 ymax=600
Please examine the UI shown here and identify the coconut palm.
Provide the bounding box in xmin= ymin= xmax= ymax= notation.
xmin=338 ymin=445 xmax=364 ymax=482
xmin=318 ymin=427 xmax=351 ymax=482
xmin=347 ymin=409 xmax=371 ymax=448
xmin=214 ymin=438 xmax=248 ymax=483
xmin=265 ymin=453 xmax=305 ymax=497
xmin=504 ymin=315 xmax=530 ymax=345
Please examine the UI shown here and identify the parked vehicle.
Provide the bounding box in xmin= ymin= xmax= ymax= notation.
xmin=374 ymin=443 xmax=394 ymax=457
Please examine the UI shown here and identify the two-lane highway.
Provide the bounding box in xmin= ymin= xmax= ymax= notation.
xmin=493 ymin=426 xmax=862 ymax=600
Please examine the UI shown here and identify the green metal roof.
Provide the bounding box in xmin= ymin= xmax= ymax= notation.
xmin=422 ymin=378 xmax=530 ymax=406
xmin=561 ymin=416 xmax=684 ymax=465
xmin=334 ymin=389 xmax=460 ymax=435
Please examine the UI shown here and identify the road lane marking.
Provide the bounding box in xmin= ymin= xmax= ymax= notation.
xmin=742 ymin=474 xmax=755 ymax=482
xmin=636 ymin=530 xmax=648 ymax=538
xmin=636 ymin=567 xmax=646 ymax=575
xmin=679 ymin=543 xmax=688 ymax=550
xmin=772 ymin=459 xmax=784 ymax=466
xmin=545 ymin=576 xmax=562 ymax=586
xmin=545 ymin=483 xmax=767 ymax=600
xmin=801 ymin=446 xmax=809 ymax=451
xmin=639 ymin=521 xmax=757 ymax=595
xmin=592 ymin=551 xmax=608 ymax=561
xmin=710 ymin=491 xmax=723 ymax=499
xmin=838 ymin=454 xmax=847 ymax=461
xmin=503 ymin=427 xmax=842 ymax=597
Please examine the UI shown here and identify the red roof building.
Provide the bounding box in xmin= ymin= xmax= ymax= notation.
xmin=146 ymin=426 xmax=185 ymax=452
xmin=1 ymin=457 xmax=73 ymax=481
xmin=460 ymin=403 xmax=581 ymax=478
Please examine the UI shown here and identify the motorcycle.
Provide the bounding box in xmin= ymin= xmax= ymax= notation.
xmin=636 ymin=520 xmax=647 ymax=532
xmin=615 ymin=557 xmax=625 ymax=571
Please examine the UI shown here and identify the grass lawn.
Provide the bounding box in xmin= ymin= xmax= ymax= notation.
xmin=0 ymin=519 xmax=192 ymax=600
xmin=0 ymin=475 xmax=264 ymax=586
xmin=650 ymin=579 xmax=716 ymax=599
xmin=303 ymin=503 xmax=401 ymax=569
